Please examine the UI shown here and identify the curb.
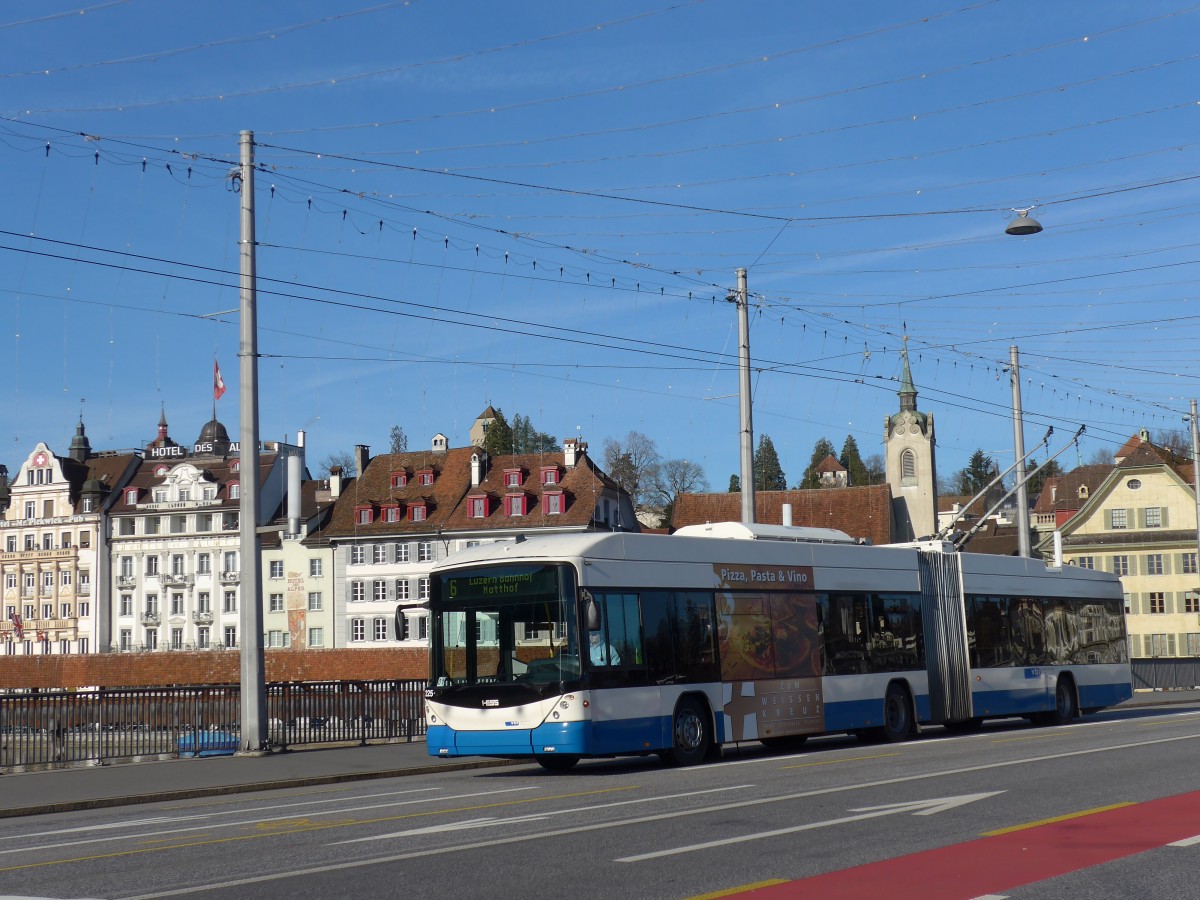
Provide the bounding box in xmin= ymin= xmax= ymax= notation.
xmin=0 ymin=757 xmax=524 ymax=820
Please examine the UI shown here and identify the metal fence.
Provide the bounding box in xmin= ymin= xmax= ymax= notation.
xmin=0 ymin=680 xmax=426 ymax=772
xmin=1130 ymin=658 xmax=1200 ymax=691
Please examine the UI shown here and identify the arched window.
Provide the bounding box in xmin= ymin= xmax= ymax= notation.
xmin=901 ymin=450 xmax=917 ymax=486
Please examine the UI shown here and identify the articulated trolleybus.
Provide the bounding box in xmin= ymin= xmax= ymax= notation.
xmin=424 ymin=522 xmax=1131 ymax=771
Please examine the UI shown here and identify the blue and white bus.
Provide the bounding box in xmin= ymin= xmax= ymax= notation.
xmin=424 ymin=522 xmax=1131 ymax=770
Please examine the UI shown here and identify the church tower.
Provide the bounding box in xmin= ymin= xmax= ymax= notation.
xmin=884 ymin=339 xmax=937 ymax=540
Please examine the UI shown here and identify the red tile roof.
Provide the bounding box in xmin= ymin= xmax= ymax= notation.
xmin=671 ymin=485 xmax=895 ymax=545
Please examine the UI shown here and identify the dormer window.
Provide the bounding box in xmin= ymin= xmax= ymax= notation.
xmin=390 ymin=471 xmax=408 ymax=489
xmin=154 ymin=465 xmax=169 ymax=477
xmin=417 ymin=469 xmax=434 ymax=487
xmin=230 ymin=460 xmax=240 ymax=473
xmin=1078 ymin=485 xmax=1089 ymax=499
xmin=229 ymin=482 xmax=240 ymax=500
xmin=540 ymin=467 xmax=559 ymax=486
xmin=506 ymin=494 xmax=527 ymax=517
xmin=154 ymin=489 xmax=167 ymax=503
xmin=383 ymin=503 xmax=401 ymax=524
xmin=409 ymin=502 xmax=427 ymax=522
xmin=504 ymin=469 xmax=523 ymax=488
xmin=125 ymin=489 xmax=138 ymax=505
xmin=542 ymin=491 xmax=564 ymax=515
xmin=468 ymin=495 xmax=489 ymax=519
xmin=356 ymin=505 xmax=374 ymax=525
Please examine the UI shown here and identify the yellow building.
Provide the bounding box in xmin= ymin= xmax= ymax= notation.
xmin=1040 ymin=431 xmax=1200 ymax=659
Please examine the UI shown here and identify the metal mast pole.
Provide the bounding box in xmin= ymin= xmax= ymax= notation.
xmin=737 ymin=268 xmax=755 ymax=523
xmin=1010 ymin=346 xmax=1031 ymax=557
xmin=238 ymin=130 xmax=266 ymax=753
xmin=1190 ymin=400 xmax=1200 ymax=608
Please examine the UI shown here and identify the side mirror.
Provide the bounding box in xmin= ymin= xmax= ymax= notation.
xmin=581 ymin=588 xmax=601 ymax=632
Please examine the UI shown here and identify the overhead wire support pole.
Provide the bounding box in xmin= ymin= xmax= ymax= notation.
xmin=736 ymin=267 xmax=755 ymax=524
xmin=1191 ymin=400 xmax=1200 ymax=608
xmin=1011 ymin=346 xmax=1031 ymax=557
xmin=237 ymin=130 xmax=267 ymax=754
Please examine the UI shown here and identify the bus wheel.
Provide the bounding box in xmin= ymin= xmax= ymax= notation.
xmin=663 ymin=698 xmax=710 ymax=767
xmin=1049 ymin=677 xmax=1077 ymax=725
xmin=881 ymin=683 xmax=913 ymax=743
xmin=535 ymin=754 xmax=579 ymax=772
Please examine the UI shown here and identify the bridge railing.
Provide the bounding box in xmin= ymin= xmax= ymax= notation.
xmin=0 ymin=679 xmax=427 ymax=772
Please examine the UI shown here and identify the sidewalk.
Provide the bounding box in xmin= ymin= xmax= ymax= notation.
xmin=1 ymin=690 xmax=1196 ymax=819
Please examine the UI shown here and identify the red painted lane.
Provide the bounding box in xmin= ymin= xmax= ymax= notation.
xmin=742 ymin=789 xmax=1200 ymax=900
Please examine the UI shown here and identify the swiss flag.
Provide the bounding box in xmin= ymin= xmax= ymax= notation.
xmin=214 ymin=359 xmax=227 ymax=401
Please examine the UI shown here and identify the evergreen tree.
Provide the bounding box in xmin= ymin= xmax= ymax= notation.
xmin=481 ymin=408 xmax=514 ymax=457
xmin=800 ymin=437 xmax=837 ymax=489
xmin=728 ymin=474 xmax=740 ymax=492
xmin=511 ymin=413 xmax=558 ymax=453
xmin=839 ymin=435 xmax=869 ymax=487
xmin=1026 ymin=457 xmax=1065 ymax=499
xmin=957 ymin=449 xmax=998 ymax=495
xmin=753 ymin=434 xmax=787 ymax=491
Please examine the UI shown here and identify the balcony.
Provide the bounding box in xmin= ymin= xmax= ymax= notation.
xmin=77 ymin=583 xmax=91 ymax=595
xmin=162 ymin=574 xmax=194 ymax=587
xmin=116 ymin=575 xmax=137 ymax=589
xmin=218 ymin=571 xmax=240 ymax=585
xmin=192 ymin=610 xmax=214 ymax=625
xmin=140 ymin=612 xmax=161 ymax=627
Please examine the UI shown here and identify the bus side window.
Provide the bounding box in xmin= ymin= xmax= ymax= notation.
xmin=675 ymin=591 xmax=718 ymax=682
xmin=602 ymin=593 xmax=642 ymax=667
xmin=640 ymin=592 xmax=675 ymax=682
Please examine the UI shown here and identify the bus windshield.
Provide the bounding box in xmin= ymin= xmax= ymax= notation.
xmin=431 ymin=563 xmax=580 ymax=688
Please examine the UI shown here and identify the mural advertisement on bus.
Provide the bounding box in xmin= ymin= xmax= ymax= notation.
xmin=713 ymin=564 xmax=824 ymax=741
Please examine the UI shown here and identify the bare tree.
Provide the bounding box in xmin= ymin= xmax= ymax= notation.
xmin=319 ymin=450 xmax=356 ymax=477
xmin=602 ymin=431 xmax=661 ymax=509
xmin=654 ymin=459 xmax=710 ymax=528
xmin=389 ymin=425 xmax=408 ymax=454
xmin=1153 ymin=428 xmax=1191 ymax=459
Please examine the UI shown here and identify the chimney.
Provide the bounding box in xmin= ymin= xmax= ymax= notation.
xmin=471 ymin=451 xmax=486 ymax=487
xmin=287 ymin=438 xmax=303 ymax=536
xmin=782 ymin=503 xmax=793 ymax=527
xmin=354 ymin=444 xmax=370 ymax=478
xmin=328 ymin=465 xmax=343 ymax=500
xmin=564 ymin=437 xmax=585 ymax=469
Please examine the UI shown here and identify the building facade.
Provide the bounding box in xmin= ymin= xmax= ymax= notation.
xmin=321 ymin=427 xmax=636 ymax=653
xmin=1040 ymin=432 xmax=1200 ymax=659
xmin=0 ymin=422 xmax=139 ymax=655
xmin=105 ymin=412 xmax=300 ymax=653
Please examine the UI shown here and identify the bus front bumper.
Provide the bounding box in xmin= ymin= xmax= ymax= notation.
xmin=427 ymin=721 xmax=589 ymax=758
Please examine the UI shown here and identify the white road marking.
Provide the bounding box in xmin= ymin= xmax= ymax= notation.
xmin=616 ymin=793 xmax=1003 ymax=862
xmin=1168 ymin=834 xmax=1200 ymax=847
xmin=6 ymin=787 xmax=443 ymax=839
xmin=332 ymin=784 xmax=754 ymax=844
xmin=0 ymin=787 xmax=536 ymax=855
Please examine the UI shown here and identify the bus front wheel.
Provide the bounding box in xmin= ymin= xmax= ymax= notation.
xmin=662 ymin=698 xmax=711 ymax=767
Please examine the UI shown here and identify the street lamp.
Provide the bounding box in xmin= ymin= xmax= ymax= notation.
xmin=1005 ymin=208 xmax=1043 ymax=236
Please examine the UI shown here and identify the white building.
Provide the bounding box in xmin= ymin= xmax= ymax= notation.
xmin=0 ymin=421 xmax=139 ymax=655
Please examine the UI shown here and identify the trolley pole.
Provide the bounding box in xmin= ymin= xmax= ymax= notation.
xmin=736 ymin=268 xmax=755 ymax=524
xmin=238 ymin=130 xmax=267 ymax=753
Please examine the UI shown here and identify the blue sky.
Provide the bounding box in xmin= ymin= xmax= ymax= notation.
xmin=2 ymin=0 xmax=1199 ymax=489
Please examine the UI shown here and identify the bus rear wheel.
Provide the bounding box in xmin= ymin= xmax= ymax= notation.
xmin=662 ymin=698 xmax=711 ymax=767
xmin=881 ymin=683 xmax=914 ymax=743
xmin=535 ymin=754 xmax=579 ymax=772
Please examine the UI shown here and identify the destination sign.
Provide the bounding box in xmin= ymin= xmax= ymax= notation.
xmin=444 ymin=566 xmax=558 ymax=602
